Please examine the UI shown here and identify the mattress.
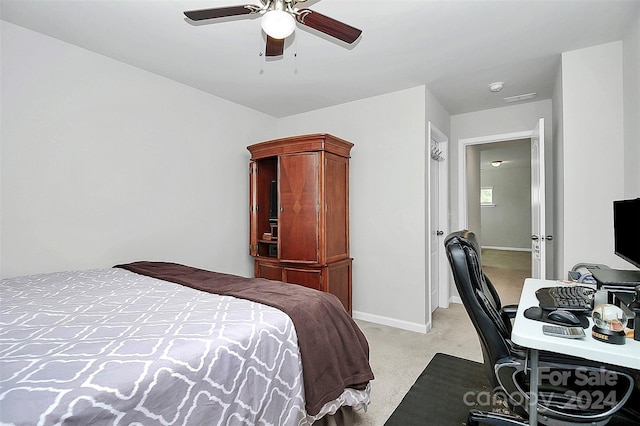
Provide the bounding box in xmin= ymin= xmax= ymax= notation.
xmin=0 ymin=267 xmax=371 ymax=425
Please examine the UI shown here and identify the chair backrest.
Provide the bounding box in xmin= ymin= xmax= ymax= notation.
xmin=444 ymin=230 xmax=515 ymax=382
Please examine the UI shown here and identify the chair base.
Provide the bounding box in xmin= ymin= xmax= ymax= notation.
xmin=467 ymin=409 xmax=527 ymax=426
xmin=467 ymin=408 xmax=614 ymax=426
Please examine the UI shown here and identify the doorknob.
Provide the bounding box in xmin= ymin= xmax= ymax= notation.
xmin=545 ymin=235 xmax=553 ymax=241
xmin=531 ymin=235 xmax=539 ymax=241
xmin=436 ymin=230 xmax=444 ymax=236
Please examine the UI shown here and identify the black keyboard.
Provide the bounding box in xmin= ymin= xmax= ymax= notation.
xmin=535 ymin=285 xmax=596 ymax=312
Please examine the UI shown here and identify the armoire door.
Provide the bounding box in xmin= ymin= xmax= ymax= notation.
xmin=324 ymin=153 xmax=349 ymax=263
xmin=278 ymin=153 xmax=319 ymax=263
xmin=248 ymin=161 xmax=258 ymax=257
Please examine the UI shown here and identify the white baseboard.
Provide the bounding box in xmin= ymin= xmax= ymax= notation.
xmin=352 ymin=310 xmax=428 ymax=334
xmin=450 ymin=296 xmax=463 ymax=304
xmin=482 ymin=246 xmax=531 ymax=252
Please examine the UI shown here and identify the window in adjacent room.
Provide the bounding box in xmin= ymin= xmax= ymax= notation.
xmin=481 ymin=187 xmax=495 ymax=206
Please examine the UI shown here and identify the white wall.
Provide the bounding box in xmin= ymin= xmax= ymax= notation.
xmin=551 ymin=63 xmax=565 ymax=278
xmin=1 ymin=22 xmax=277 ymax=278
xmin=553 ymin=10 xmax=640 ymax=277
xmin=623 ymin=8 xmax=640 ymax=198
xmin=559 ymin=41 xmax=631 ymax=272
xmin=277 ymin=86 xmax=449 ymax=332
xmin=425 ymin=89 xmax=451 ymax=138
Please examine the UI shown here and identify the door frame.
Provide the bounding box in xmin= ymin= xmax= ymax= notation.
xmin=426 ymin=122 xmax=449 ymax=331
xmin=530 ymin=118 xmax=546 ymax=279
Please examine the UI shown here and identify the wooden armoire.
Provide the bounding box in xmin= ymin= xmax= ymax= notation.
xmin=248 ymin=134 xmax=353 ymax=314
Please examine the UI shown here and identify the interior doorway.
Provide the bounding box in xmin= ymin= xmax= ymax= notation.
xmin=473 ymin=139 xmax=532 ymax=304
xmin=458 ymin=119 xmax=546 ymax=303
xmin=475 ymin=139 xmax=532 ymax=304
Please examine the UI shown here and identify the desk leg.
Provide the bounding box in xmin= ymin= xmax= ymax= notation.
xmin=529 ymin=349 xmax=539 ymax=425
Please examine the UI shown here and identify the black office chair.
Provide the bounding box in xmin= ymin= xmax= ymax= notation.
xmin=444 ymin=230 xmax=636 ymax=426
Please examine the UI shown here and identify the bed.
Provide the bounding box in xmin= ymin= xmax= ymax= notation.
xmin=0 ymin=262 xmax=373 ymax=425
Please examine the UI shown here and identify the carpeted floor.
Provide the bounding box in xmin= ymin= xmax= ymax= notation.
xmin=352 ymin=305 xmax=482 ymax=425
xmin=481 ymin=248 xmax=531 ymax=272
xmin=481 ymin=249 xmax=531 ymax=306
xmin=351 ymin=249 xmax=531 ymax=425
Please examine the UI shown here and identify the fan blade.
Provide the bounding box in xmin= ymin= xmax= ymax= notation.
xmin=296 ymin=9 xmax=362 ymax=44
xmin=266 ymin=36 xmax=285 ymax=57
xmin=184 ymin=5 xmax=255 ymax=21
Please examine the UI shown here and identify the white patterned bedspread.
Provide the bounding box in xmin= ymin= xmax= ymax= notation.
xmin=0 ymin=268 xmax=361 ymax=425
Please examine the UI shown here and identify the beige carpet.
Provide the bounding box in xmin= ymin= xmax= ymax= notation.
xmin=351 ymin=249 xmax=530 ymax=425
xmin=482 ymin=248 xmax=531 ymax=306
xmin=481 ymin=248 xmax=531 ymax=272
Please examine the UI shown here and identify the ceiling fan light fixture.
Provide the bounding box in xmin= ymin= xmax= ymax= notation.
xmin=261 ymin=10 xmax=296 ymax=39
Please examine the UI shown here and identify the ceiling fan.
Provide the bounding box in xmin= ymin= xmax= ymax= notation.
xmin=183 ymin=0 xmax=362 ymax=57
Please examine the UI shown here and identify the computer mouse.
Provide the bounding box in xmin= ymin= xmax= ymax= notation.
xmin=548 ymin=310 xmax=581 ymax=326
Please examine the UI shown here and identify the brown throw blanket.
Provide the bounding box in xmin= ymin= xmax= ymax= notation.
xmin=114 ymin=261 xmax=374 ymax=416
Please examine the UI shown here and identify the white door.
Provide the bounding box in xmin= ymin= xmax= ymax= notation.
xmin=427 ymin=123 xmax=449 ymax=328
xmin=430 ymin=145 xmax=440 ymax=313
xmin=530 ymin=118 xmax=546 ymax=279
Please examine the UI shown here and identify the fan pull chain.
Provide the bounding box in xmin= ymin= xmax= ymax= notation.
xmin=293 ymin=35 xmax=298 ymax=74
xmin=257 ymin=33 xmax=265 ymax=74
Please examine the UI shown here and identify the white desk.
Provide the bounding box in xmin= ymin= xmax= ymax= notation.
xmin=512 ymin=278 xmax=640 ymax=424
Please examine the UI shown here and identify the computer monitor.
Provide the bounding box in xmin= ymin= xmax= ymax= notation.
xmin=613 ymin=198 xmax=640 ymax=269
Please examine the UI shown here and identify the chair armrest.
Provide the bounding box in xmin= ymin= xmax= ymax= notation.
xmin=501 ymin=304 xmax=519 ymax=319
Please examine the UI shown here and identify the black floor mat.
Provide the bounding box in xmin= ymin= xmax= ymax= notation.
xmin=384 ymin=352 xmax=638 ymax=426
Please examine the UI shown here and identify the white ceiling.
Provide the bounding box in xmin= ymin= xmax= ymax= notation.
xmin=1 ymin=0 xmax=638 ymax=118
